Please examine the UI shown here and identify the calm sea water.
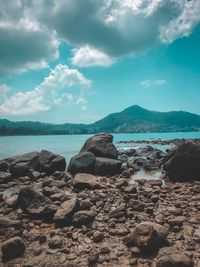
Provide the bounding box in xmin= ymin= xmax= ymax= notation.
xmin=0 ymin=132 xmax=200 ymax=162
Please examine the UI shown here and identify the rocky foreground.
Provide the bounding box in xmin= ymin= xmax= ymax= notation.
xmin=0 ymin=133 xmax=200 ymax=267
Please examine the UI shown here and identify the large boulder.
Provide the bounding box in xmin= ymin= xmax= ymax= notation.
xmin=67 ymin=152 xmax=95 ymax=175
xmin=53 ymin=197 xmax=78 ymax=227
xmin=124 ymin=222 xmax=169 ymax=252
xmin=155 ymin=247 xmax=194 ymax=267
xmin=1 ymin=236 xmax=25 ymax=262
xmin=17 ymin=187 xmax=56 ymax=220
xmin=80 ymin=133 xmax=118 ymax=159
xmin=38 ymin=150 xmax=66 ymax=174
xmin=1 ymin=150 xmax=66 ymax=177
xmin=9 ymin=152 xmax=40 ymax=177
xmin=94 ymin=157 xmax=122 ymax=176
xmin=163 ymin=142 xmax=200 ymax=181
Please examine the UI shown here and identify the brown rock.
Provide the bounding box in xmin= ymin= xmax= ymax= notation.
xmin=54 ymin=197 xmax=77 ymax=227
xmin=155 ymin=247 xmax=194 ymax=267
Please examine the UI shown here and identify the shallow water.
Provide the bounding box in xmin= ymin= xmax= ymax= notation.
xmin=1 ymin=131 xmax=200 ymax=161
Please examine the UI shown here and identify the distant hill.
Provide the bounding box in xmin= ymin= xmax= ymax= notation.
xmin=1 ymin=105 xmax=200 ymax=135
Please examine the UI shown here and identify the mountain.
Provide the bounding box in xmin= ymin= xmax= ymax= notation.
xmin=1 ymin=105 xmax=200 ymax=135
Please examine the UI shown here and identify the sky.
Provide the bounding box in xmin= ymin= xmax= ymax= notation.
xmin=0 ymin=0 xmax=200 ymax=124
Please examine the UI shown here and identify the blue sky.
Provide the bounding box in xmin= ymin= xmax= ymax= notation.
xmin=0 ymin=0 xmax=200 ymax=123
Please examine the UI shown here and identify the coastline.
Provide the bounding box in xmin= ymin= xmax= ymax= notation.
xmin=0 ymin=134 xmax=199 ymax=266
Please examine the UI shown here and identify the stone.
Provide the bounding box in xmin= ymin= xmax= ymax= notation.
xmin=1 ymin=236 xmax=25 ymax=262
xmin=0 ymin=217 xmax=21 ymax=229
xmin=94 ymin=157 xmax=122 ymax=176
xmin=54 ymin=197 xmax=77 ymax=227
xmin=124 ymin=222 xmax=169 ymax=252
xmin=93 ymin=231 xmax=104 ymax=242
xmin=17 ymin=187 xmax=56 ymax=220
xmin=163 ymin=142 xmax=200 ymax=181
xmin=80 ymin=133 xmax=118 ymax=159
xmin=73 ymin=210 xmax=95 ymax=226
xmin=68 ymin=152 xmax=95 ymax=175
xmin=9 ymin=151 xmax=40 ymax=176
xmin=155 ymin=247 xmax=194 ymax=267
xmin=4 ymin=150 xmax=66 ymax=177
xmin=0 ymin=161 xmax=9 ymax=171
xmin=38 ymin=150 xmax=66 ymax=174
xmin=0 ymin=171 xmax=12 ymax=184
xmin=48 ymin=236 xmax=63 ymax=249
xmin=109 ymin=204 xmax=126 ymax=218
xmin=73 ymin=173 xmax=101 ymax=190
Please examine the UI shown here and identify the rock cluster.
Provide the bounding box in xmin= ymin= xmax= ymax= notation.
xmin=0 ymin=135 xmax=199 ymax=266
xmin=68 ymin=133 xmax=122 ymax=176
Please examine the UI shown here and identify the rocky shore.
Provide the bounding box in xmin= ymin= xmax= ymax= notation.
xmin=0 ymin=133 xmax=200 ymax=267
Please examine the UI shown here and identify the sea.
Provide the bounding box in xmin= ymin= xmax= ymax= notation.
xmin=0 ymin=131 xmax=200 ymax=161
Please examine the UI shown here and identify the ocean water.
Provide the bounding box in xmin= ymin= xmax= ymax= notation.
xmin=0 ymin=132 xmax=200 ymax=162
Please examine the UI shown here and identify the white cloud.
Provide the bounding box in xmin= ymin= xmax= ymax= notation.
xmin=0 ymin=84 xmax=10 ymax=101
xmin=71 ymin=45 xmax=114 ymax=67
xmin=155 ymin=79 xmax=166 ymax=85
xmin=0 ymin=64 xmax=91 ymax=116
xmin=140 ymin=79 xmax=166 ymax=87
xmin=160 ymin=0 xmax=200 ymax=43
xmin=0 ymin=0 xmax=200 ymax=76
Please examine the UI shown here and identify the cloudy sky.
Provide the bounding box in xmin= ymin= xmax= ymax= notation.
xmin=0 ymin=0 xmax=200 ymax=123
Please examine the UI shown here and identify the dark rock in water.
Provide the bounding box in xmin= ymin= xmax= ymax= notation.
xmin=80 ymin=133 xmax=118 ymax=159
xmin=68 ymin=152 xmax=95 ymax=175
xmin=2 ymin=150 xmax=66 ymax=177
xmin=1 ymin=236 xmax=25 ymax=262
xmin=94 ymin=157 xmax=122 ymax=176
xmin=73 ymin=210 xmax=95 ymax=226
xmin=53 ymin=197 xmax=77 ymax=227
xmin=73 ymin=173 xmax=101 ymax=190
xmin=124 ymin=222 xmax=169 ymax=252
xmin=17 ymin=187 xmax=56 ymax=220
xmin=0 ymin=172 xmax=12 ymax=184
xmin=0 ymin=161 xmax=9 ymax=172
xmin=163 ymin=142 xmax=200 ymax=181
xmin=155 ymin=247 xmax=194 ymax=267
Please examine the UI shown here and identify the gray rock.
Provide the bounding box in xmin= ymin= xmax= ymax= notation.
xmin=0 ymin=172 xmax=12 ymax=184
xmin=4 ymin=150 xmax=66 ymax=177
xmin=9 ymin=152 xmax=40 ymax=177
xmin=80 ymin=133 xmax=118 ymax=159
xmin=1 ymin=236 xmax=25 ymax=262
xmin=0 ymin=161 xmax=9 ymax=171
xmin=94 ymin=157 xmax=122 ymax=176
xmin=68 ymin=152 xmax=95 ymax=175
xmin=38 ymin=150 xmax=66 ymax=174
